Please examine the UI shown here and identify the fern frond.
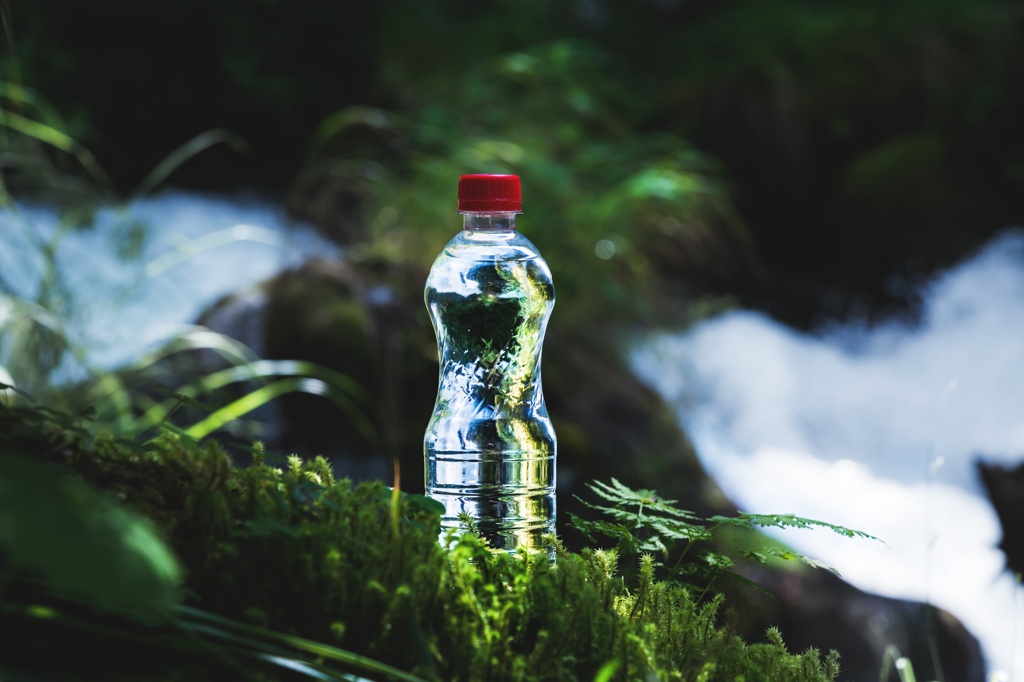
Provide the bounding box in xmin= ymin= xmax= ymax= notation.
xmin=712 ymin=512 xmax=882 ymax=543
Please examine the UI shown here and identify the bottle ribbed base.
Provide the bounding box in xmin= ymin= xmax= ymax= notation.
xmin=427 ymin=486 xmax=556 ymax=554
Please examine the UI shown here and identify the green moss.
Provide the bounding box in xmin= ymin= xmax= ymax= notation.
xmin=0 ymin=399 xmax=839 ymax=681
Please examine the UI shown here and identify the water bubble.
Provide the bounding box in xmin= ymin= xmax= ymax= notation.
xmin=595 ymin=239 xmax=616 ymax=259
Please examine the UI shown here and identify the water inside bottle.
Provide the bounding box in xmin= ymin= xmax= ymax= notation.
xmin=424 ymin=227 xmax=556 ymax=552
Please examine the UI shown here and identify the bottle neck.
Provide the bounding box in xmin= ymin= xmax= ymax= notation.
xmin=461 ymin=212 xmax=518 ymax=232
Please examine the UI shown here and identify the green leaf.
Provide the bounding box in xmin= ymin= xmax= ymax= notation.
xmin=711 ymin=512 xmax=882 ymax=543
xmin=701 ymin=551 xmax=734 ymax=569
xmin=0 ymin=106 xmax=115 ymax=195
xmin=593 ymin=659 xmax=620 ymax=682
xmin=405 ymin=493 xmax=445 ymax=516
xmin=176 ymin=605 xmax=430 ymax=682
xmin=0 ymin=452 xmax=181 ymax=612
xmin=741 ymin=547 xmax=841 ymax=575
xmin=130 ymin=128 xmax=247 ymax=199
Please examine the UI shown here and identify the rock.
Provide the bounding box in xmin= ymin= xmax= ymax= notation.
xmin=286 ymin=175 xmax=369 ymax=246
xmin=198 ymin=256 xmax=434 ymax=482
xmin=978 ymin=459 xmax=1024 ymax=577
xmin=730 ymin=565 xmax=985 ymax=681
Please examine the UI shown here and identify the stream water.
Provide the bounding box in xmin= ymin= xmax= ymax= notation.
xmin=0 ymin=190 xmax=338 ymax=383
xmin=633 ymin=229 xmax=1024 ymax=679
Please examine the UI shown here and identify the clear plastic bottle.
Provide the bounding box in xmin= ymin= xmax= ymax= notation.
xmin=424 ymin=174 xmax=556 ymax=553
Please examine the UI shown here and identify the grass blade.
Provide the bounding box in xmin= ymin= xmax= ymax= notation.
xmin=144 ymin=223 xmax=282 ymax=278
xmin=134 ymin=358 xmax=376 ymax=445
xmin=130 ymin=128 xmax=247 ymax=199
xmin=183 ymin=378 xmax=306 ymax=440
xmin=178 ymin=605 xmax=429 ymax=682
xmin=183 ymin=375 xmax=378 ymax=445
xmin=0 ymin=106 xmax=115 ymax=196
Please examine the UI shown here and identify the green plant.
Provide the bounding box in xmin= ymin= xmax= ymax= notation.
xmin=0 ymin=395 xmax=845 ymax=681
xmin=294 ymin=40 xmax=752 ymax=333
xmin=570 ymin=478 xmax=880 ymax=596
xmin=0 ymin=66 xmax=368 ymax=445
xmin=0 ymin=12 xmax=259 ymax=412
xmin=879 ymin=646 xmax=920 ymax=682
xmin=0 ymin=100 xmax=241 ymax=400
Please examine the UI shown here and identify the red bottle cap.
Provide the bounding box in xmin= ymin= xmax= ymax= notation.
xmin=458 ymin=174 xmax=522 ymax=212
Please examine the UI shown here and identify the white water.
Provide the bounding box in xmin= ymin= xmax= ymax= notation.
xmin=0 ymin=190 xmax=339 ymax=382
xmin=632 ymin=229 xmax=1024 ymax=679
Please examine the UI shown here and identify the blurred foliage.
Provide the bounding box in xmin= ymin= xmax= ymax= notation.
xmin=293 ymin=39 xmax=752 ymax=332
xmin=1 ymin=0 xmax=380 ymax=188
xmin=0 ymin=394 xmax=843 ymax=681
xmin=0 ymin=451 xmax=181 ymax=612
xmin=290 ymin=0 xmax=1023 ymax=326
xmin=6 ymin=0 xmax=1024 ymax=325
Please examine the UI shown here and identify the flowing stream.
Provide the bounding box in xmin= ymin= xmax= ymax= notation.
xmin=0 ymin=190 xmax=339 ymax=383
xmin=632 ymin=230 xmax=1024 ymax=679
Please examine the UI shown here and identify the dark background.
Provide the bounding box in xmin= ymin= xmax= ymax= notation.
xmin=5 ymin=0 xmax=1024 ymax=327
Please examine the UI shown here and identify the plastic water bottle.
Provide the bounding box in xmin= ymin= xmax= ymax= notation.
xmin=424 ymin=174 xmax=556 ymax=553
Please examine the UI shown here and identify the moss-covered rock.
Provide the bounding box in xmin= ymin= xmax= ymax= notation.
xmin=0 ymin=400 xmax=843 ymax=681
